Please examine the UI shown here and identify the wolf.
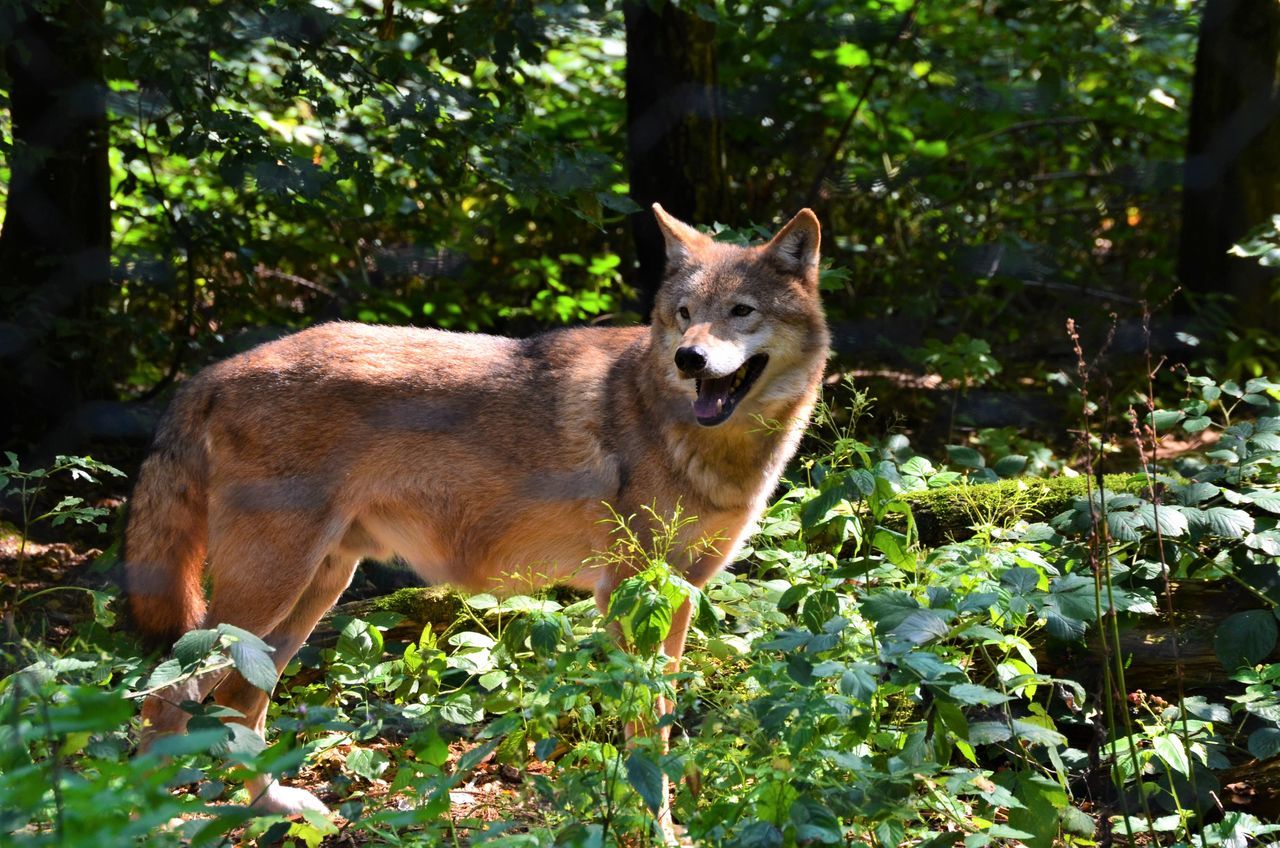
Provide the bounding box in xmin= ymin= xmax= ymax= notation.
xmin=125 ymin=204 xmax=830 ymax=818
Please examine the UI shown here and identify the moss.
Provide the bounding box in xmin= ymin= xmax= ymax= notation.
xmin=368 ymin=585 xmax=462 ymax=623
xmin=898 ymin=473 xmax=1154 ymax=546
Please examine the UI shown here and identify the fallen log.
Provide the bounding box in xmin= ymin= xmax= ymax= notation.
xmin=898 ymin=472 xmax=1153 ymax=547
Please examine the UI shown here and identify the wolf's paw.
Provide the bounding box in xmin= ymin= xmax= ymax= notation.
xmin=251 ymin=783 xmax=330 ymax=817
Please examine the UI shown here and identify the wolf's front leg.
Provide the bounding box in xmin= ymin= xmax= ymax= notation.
xmin=246 ymin=774 xmax=330 ymax=815
xmin=139 ymin=667 xmax=233 ymax=750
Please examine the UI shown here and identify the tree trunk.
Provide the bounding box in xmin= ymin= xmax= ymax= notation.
xmin=624 ymin=0 xmax=726 ymax=319
xmin=1178 ymin=0 xmax=1280 ymax=331
xmin=0 ymin=0 xmax=112 ymax=447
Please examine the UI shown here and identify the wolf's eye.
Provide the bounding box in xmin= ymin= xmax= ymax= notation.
xmin=731 ymin=304 xmax=755 ymax=317
xmin=678 ymin=306 xmax=690 ymax=321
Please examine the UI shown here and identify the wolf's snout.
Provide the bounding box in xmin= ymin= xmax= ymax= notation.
xmin=674 ymin=345 xmax=708 ymax=375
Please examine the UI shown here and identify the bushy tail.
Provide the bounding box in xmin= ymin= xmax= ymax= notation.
xmin=123 ymin=380 xmax=213 ymax=646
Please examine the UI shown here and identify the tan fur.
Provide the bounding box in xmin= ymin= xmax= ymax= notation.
xmin=125 ymin=206 xmax=829 ymax=820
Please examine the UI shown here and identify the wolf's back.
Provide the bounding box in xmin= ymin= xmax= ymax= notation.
xmin=123 ymin=378 xmax=214 ymax=645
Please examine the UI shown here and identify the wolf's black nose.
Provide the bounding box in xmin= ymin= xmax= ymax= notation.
xmin=675 ymin=346 xmax=708 ymax=374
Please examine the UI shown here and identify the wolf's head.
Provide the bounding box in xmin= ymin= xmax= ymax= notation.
xmin=650 ymin=205 xmax=830 ymax=427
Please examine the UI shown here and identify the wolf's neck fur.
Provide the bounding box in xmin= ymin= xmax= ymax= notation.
xmin=630 ymin=340 xmax=823 ymax=513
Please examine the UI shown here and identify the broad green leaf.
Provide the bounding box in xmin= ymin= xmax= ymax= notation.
xmin=1182 ymin=415 xmax=1212 ymax=433
xmin=1245 ymin=490 xmax=1280 ymax=513
xmin=890 ymin=609 xmax=950 ymax=645
xmin=144 ymin=658 xmax=185 ymax=691
xmin=1215 ymin=610 xmax=1278 ymax=671
xmin=1152 ymin=734 xmax=1190 ymax=776
xmin=1187 ymin=506 xmax=1254 ymax=538
xmin=211 ymin=722 xmax=265 ymax=761
xmin=992 ymin=454 xmax=1028 ymax=477
xmin=173 ymin=629 xmax=219 ymax=667
xmin=946 ymin=445 xmax=985 ymax=468
xmin=872 ymin=527 xmax=913 ymax=568
xmin=949 ymin=683 xmax=1013 ymax=706
xmin=336 ymin=618 xmax=385 ymax=666
xmin=529 ymin=612 xmax=563 ymax=657
xmin=1135 ymin=503 xmax=1189 ymax=537
xmin=1011 ymin=719 xmax=1066 ymax=747
xmin=1006 ymin=773 xmax=1066 ymax=848
xmin=630 ymin=592 xmax=673 ymax=652
xmin=859 ymin=591 xmax=920 ymax=631
xmin=801 ymin=589 xmax=840 ymax=633
xmin=625 ymin=749 xmax=664 ymax=815
xmin=1248 ymin=728 xmax=1280 ymax=761
xmin=346 ymin=747 xmax=391 ymax=782
xmin=229 ymin=642 xmax=278 ymax=693
xmin=840 ymin=667 xmax=877 ymax=703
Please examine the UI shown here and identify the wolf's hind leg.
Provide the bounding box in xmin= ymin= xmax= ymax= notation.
xmin=213 ymin=554 xmax=359 ymax=815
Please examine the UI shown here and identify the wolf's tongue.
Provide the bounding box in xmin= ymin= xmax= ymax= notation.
xmin=694 ymin=375 xmax=735 ymax=419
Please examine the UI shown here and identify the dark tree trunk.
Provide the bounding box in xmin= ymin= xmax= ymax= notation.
xmin=1178 ymin=0 xmax=1280 ymax=331
xmin=624 ymin=0 xmax=726 ymax=319
xmin=0 ymin=0 xmax=112 ymax=447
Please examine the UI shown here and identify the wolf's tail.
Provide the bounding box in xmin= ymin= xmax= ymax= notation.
xmin=123 ymin=379 xmax=213 ymax=646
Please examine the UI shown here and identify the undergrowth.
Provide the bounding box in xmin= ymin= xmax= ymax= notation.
xmin=2 ymin=372 xmax=1280 ymax=847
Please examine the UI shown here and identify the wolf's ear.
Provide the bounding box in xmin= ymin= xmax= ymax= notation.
xmin=764 ymin=209 xmax=821 ymax=276
xmin=653 ymin=203 xmax=710 ymax=266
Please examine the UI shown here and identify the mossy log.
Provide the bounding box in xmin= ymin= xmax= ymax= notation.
xmin=898 ymin=473 xmax=1154 ymax=547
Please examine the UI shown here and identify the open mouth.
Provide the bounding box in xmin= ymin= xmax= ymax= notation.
xmin=692 ymin=354 xmax=769 ymax=426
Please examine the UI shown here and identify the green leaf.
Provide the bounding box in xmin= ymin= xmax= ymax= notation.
xmin=1248 ymin=728 xmax=1280 ymax=761
xmin=1001 ymin=566 xmax=1040 ymax=595
xmin=1245 ymin=490 xmax=1280 ymax=514
xmin=1170 ymin=482 xmax=1220 ymax=506
xmin=1246 ymin=530 xmax=1280 ymax=556
xmin=336 ymin=618 xmax=385 ymax=665
xmin=1215 ymin=610 xmax=1278 ymax=671
xmin=1187 ymin=506 xmax=1254 ymax=538
xmin=1150 ymin=409 xmax=1184 ymax=430
xmin=630 ymin=592 xmax=673 ymax=653
xmin=465 ymin=593 xmax=499 ymax=609
xmin=1152 ymin=734 xmax=1190 ymax=777
xmin=1011 ymin=719 xmax=1067 ymax=747
xmin=1059 ymin=805 xmax=1095 ymax=837
xmin=1182 ymin=416 xmax=1212 ymax=433
xmin=216 ymin=623 xmax=271 ymax=652
xmin=890 ymin=609 xmax=950 ymax=645
xmin=1006 ymin=773 xmax=1066 ymax=848
xmin=968 ymin=721 xmax=1013 ymax=744
xmin=840 ymin=667 xmax=877 ymax=703
xmin=229 ymin=641 xmax=278 ymax=693
xmin=992 ymin=454 xmax=1028 ymax=478
xmin=173 ymin=629 xmax=219 ymax=667
xmin=872 ymin=527 xmax=912 ymax=567
xmin=946 ymin=445 xmax=985 ymax=468
xmin=860 ymin=591 xmax=920 ymax=631
xmin=346 ymin=747 xmax=391 ymax=782
xmin=144 ymin=658 xmax=185 ymax=691
xmin=735 ymin=821 xmax=783 ymax=848
xmin=413 ymin=727 xmax=450 ymax=767
xmin=948 ymin=683 xmax=1013 ymax=706
xmin=211 ymin=722 xmax=265 ymax=761
xmin=801 ymin=589 xmax=840 ymax=633
xmin=625 ymin=749 xmax=664 ymax=815
xmin=529 ymin=612 xmax=563 ymax=657
xmin=776 ymin=583 xmax=809 ymax=613
xmin=1135 ymin=504 xmax=1189 ymax=537
xmin=438 ymin=693 xmax=484 ymax=725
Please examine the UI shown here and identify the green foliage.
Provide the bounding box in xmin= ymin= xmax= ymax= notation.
xmin=6 ymin=407 xmax=1280 ymax=845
